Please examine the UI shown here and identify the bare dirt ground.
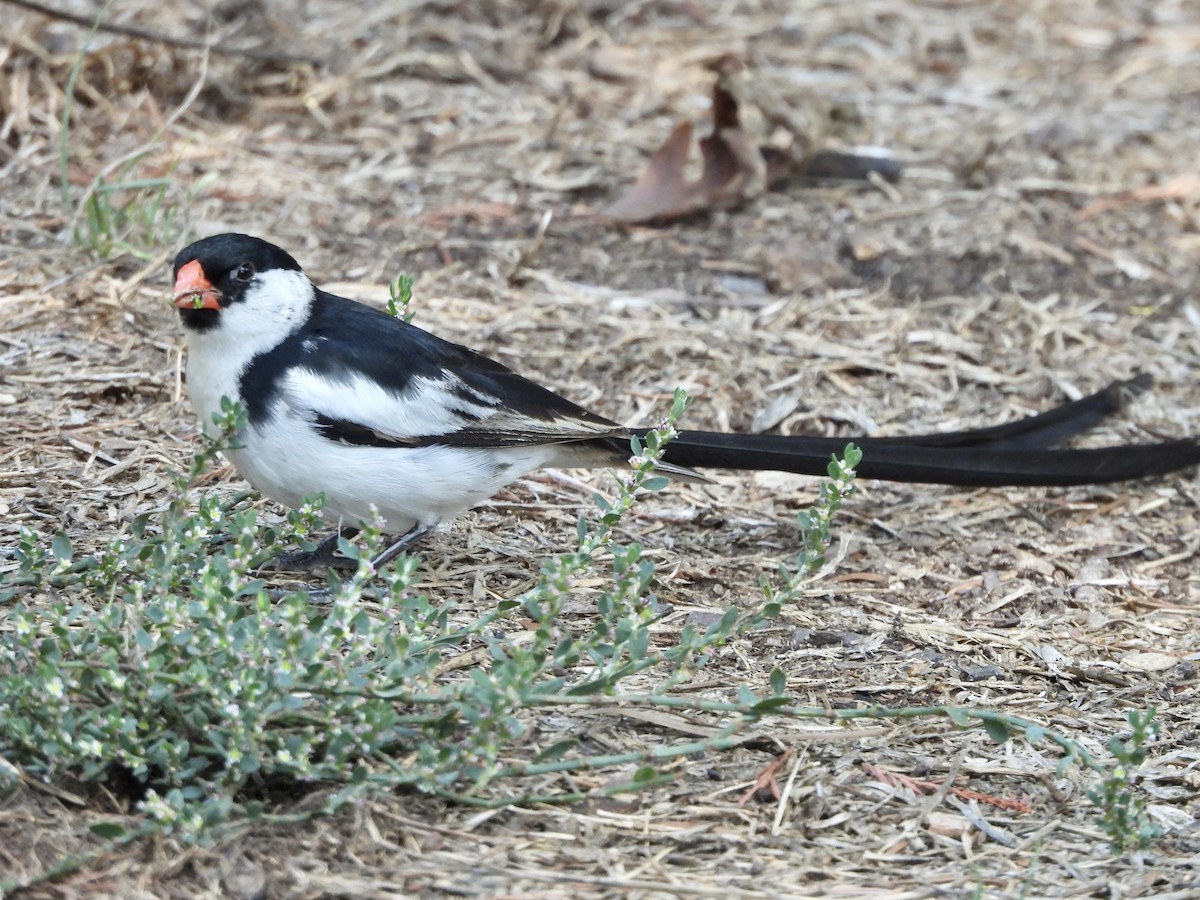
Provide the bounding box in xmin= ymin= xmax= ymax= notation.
xmin=2 ymin=0 xmax=1199 ymax=896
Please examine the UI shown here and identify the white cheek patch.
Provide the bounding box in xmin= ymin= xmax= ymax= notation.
xmin=282 ymin=368 xmax=499 ymax=440
xmin=217 ymin=269 xmax=315 ymax=352
xmin=184 ymin=269 xmax=315 ymax=435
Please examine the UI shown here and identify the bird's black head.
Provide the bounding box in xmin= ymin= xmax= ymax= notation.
xmin=173 ymin=233 xmax=303 ymax=331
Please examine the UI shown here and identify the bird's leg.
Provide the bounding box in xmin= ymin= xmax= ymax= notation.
xmin=271 ymin=524 xmax=430 ymax=572
xmin=370 ymin=525 xmax=432 ymax=569
xmin=272 ymin=526 xmax=361 ymax=571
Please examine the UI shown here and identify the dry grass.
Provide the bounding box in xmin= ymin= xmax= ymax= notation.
xmin=2 ymin=0 xmax=1199 ymax=896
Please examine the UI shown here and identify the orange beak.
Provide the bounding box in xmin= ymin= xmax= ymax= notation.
xmin=173 ymin=260 xmax=221 ymax=310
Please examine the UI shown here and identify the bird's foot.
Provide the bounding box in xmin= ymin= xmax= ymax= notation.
xmin=269 ymin=528 xmax=360 ymax=572
xmin=269 ymin=525 xmax=432 ymax=572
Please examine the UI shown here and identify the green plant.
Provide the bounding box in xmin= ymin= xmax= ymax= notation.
xmin=1 ymin=399 xmax=331 ymax=836
xmin=386 ymin=273 xmax=416 ymax=320
xmin=75 ymin=169 xmax=199 ymax=262
xmin=3 ymin=380 xmax=1169 ymax=894
xmin=761 ymin=442 xmax=860 ymax=605
xmin=57 ymin=0 xmax=115 ymax=216
xmin=0 ymin=390 xmax=853 ymax=841
xmin=57 ymin=0 xmax=209 ymax=261
xmin=1087 ymin=708 xmax=1161 ymax=850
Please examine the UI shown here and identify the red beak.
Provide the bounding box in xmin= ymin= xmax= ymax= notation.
xmin=173 ymin=260 xmax=221 ymax=310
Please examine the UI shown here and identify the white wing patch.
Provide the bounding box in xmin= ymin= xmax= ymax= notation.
xmin=300 ymin=336 xmax=328 ymax=353
xmin=281 ymin=368 xmax=499 ymax=440
xmin=279 ymin=366 xmax=622 ymax=445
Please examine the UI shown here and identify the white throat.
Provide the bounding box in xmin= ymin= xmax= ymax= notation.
xmin=183 ymin=268 xmax=315 ymax=435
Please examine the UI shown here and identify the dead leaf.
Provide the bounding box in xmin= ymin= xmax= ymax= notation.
xmin=1076 ymin=173 xmax=1200 ymax=220
xmin=926 ymin=811 xmax=973 ymax=839
xmin=601 ymin=87 xmax=765 ymax=224
xmin=739 ymin=748 xmax=794 ymax=806
xmin=587 ymin=46 xmax=644 ymax=82
xmin=603 ymin=62 xmax=899 ymax=223
xmin=1121 ymin=651 xmax=1179 ymax=673
xmin=603 ymin=70 xmax=770 ymax=223
xmin=602 ymin=121 xmax=698 ymax=222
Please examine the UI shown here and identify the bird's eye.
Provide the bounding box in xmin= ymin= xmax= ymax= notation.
xmin=234 ymin=263 xmax=256 ymax=282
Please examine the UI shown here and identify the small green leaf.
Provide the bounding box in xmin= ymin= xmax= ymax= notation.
xmin=631 ymin=765 xmax=659 ymax=784
xmin=769 ymin=666 xmax=787 ymax=697
xmin=89 ymin=821 xmax=127 ymax=839
xmin=51 ymin=531 xmax=72 ymax=562
xmin=533 ymin=739 xmax=577 ymax=762
xmin=752 ymin=696 xmax=791 ymax=712
xmin=387 ymin=273 xmax=415 ymax=319
xmin=982 ymin=716 xmax=1011 ymax=743
xmin=1056 ymin=750 xmax=1077 ymax=778
xmin=945 ymin=708 xmax=973 ymax=728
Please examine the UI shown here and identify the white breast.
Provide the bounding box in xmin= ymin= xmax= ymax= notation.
xmin=226 ymin=406 xmax=561 ymax=533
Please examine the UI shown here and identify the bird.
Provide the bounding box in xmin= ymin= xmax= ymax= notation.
xmin=172 ymin=232 xmax=1200 ymax=568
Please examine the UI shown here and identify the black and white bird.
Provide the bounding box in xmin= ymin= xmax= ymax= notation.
xmin=173 ymin=233 xmax=1200 ymax=567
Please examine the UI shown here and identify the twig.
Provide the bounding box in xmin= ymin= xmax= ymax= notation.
xmin=3 ymin=0 xmax=320 ymax=65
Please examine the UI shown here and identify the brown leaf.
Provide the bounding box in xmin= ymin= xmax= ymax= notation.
xmin=602 ymin=121 xmax=698 ymax=222
xmin=603 ymin=65 xmax=897 ymax=223
xmin=738 ymin=747 xmax=794 ymax=806
xmin=925 ymin=811 xmax=974 ymax=839
xmin=700 ymin=122 xmax=765 ymax=203
xmin=602 ymin=83 xmax=766 ymax=223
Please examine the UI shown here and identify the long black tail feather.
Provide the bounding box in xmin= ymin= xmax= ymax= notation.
xmin=862 ymin=375 xmax=1151 ymax=451
xmin=652 ymin=376 xmax=1200 ymax=487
